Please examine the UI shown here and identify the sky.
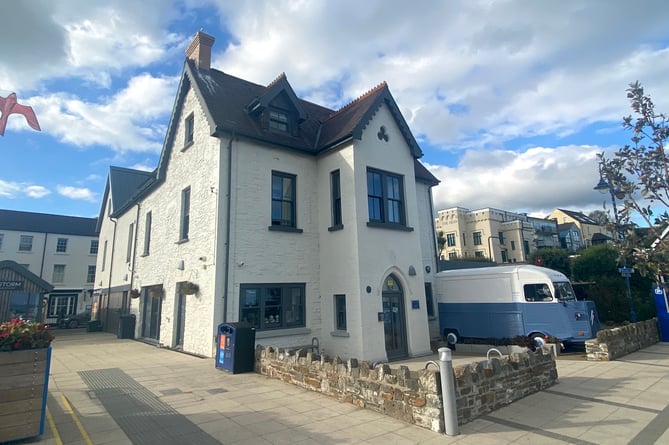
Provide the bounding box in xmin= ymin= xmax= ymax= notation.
xmin=1 ymin=0 xmax=668 ymax=222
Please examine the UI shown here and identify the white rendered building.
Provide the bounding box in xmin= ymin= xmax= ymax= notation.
xmin=94 ymin=32 xmax=440 ymax=361
xmin=0 ymin=209 xmax=98 ymax=323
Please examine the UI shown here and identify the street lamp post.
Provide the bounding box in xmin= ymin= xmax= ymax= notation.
xmin=594 ymin=173 xmax=637 ymax=323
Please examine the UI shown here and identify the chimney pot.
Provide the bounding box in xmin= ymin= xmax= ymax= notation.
xmin=186 ymin=31 xmax=215 ymax=70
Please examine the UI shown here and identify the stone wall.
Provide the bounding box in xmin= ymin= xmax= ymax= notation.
xmin=255 ymin=345 xmax=557 ymax=433
xmin=586 ymin=318 xmax=659 ymax=361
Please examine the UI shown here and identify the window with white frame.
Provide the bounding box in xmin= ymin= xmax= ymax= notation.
xmin=90 ymin=239 xmax=98 ymax=255
xmin=52 ymin=264 xmax=66 ymax=283
xmin=239 ymin=284 xmax=305 ymax=330
xmin=56 ymin=237 xmax=68 ymax=253
xmin=86 ymin=265 xmax=96 ymax=283
xmin=49 ymin=295 xmax=75 ymax=318
xmin=19 ymin=235 xmax=33 ymax=252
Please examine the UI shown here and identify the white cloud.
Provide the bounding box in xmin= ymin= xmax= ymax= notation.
xmin=56 ymin=185 xmax=97 ymax=202
xmin=0 ymin=180 xmax=51 ymax=198
xmin=26 ymin=73 xmax=178 ymax=153
xmin=428 ymin=145 xmax=612 ymax=216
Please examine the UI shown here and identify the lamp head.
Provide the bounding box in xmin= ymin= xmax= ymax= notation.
xmin=594 ymin=177 xmax=609 ymax=194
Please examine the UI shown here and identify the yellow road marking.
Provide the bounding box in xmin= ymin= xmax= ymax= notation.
xmin=46 ymin=407 xmax=64 ymax=445
xmin=61 ymin=395 xmax=95 ymax=445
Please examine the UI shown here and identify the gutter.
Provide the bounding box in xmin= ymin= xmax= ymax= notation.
xmin=128 ymin=203 xmax=141 ymax=313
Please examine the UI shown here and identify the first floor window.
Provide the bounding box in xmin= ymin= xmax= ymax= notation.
xmin=446 ymin=233 xmax=456 ymax=247
xmin=473 ymin=231 xmax=482 ymax=245
xmin=511 ymin=240 xmax=516 ymax=250
xmin=239 ymin=283 xmax=305 ymax=330
xmin=474 ymin=251 xmax=485 ymax=258
xmin=180 ymin=187 xmax=191 ymax=241
xmin=52 ymin=264 xmax=66 ymax=283
xmin=19 ymin=235 xmax=33 ymax=252
xmin=90 ymin=239 xmax=99 ymax=255
xmin=271 ymin=172 xmax=296 ymax=228
xmin=56 ymin=238 xmax=68 ymax=253
xmin=523 ymin=240 xmax=530 ymax=255
xmin=498 ymin=231 xmax=505 ymax=245
xmin=448 ymin=251 xmax=458 ymax=260
xmin=334 ymin=294 xmax=346 ymax=331
xmin=367 ymin=168 xmax=405 ymax=225
xmin=86 ymin=265 xmax=96 ymax=283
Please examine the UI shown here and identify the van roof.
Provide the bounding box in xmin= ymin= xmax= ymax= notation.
xmin=436 ymin=264 xmax=568 ymax=280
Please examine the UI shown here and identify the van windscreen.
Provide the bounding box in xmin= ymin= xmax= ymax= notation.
xmin=553 ymin=281 xmax=575 ymax=301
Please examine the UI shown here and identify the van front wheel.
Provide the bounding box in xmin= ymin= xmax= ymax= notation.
xmin=530 ymin=333 xmax=546 ymax=348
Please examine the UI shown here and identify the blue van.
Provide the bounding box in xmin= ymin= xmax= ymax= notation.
xmin=435 ymin=265 xmax=600 ymax=346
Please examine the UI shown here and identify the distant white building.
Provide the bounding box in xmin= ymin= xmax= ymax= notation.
xmin=94 ymin=32 xmax=441 ymax=361
xmin=0 ymin=209 xmax=98 ymax=323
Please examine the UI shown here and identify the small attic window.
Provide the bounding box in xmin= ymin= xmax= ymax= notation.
xmin=269 ymin=109 xmax=289 ymax=133
xmin=184 ymin=113 xmax=194 ymax=148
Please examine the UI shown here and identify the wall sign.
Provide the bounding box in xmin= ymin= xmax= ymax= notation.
xmin=0 ymin=281 xmax=24 ymax=290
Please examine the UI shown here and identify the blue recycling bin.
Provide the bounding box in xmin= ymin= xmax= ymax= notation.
xmin=653 ymin=285 xmax=669 ymax=342
xmin=216 ymin=322 xmax=256 ymax=373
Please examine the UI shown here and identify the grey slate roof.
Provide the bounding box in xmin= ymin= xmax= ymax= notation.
xmin=0 ymin=209 xmax=97 ymax=236
xmin=102 ymin=57 xmax=438 ymax=218
xmin=555 ymin=209 xmax=599 ymax=225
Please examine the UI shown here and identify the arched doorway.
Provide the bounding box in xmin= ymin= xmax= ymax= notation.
xmin=382 ymin=274 xmax=408 ymax=360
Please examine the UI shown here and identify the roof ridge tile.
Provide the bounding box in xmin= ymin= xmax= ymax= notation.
xmin=335 ymin=81 xmax=388 ymax=114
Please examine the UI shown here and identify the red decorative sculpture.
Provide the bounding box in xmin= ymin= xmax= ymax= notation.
xmin=0 ymin=92 xmax=41 ymax=136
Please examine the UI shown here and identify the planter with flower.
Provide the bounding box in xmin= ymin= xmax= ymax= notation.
xmin=0 ymin=318 xmax=55 ymax=442
xmin=181 ymin=281 xmax=199 ymax=295
xmin=129 ymin=288 xmax=141 ymax=299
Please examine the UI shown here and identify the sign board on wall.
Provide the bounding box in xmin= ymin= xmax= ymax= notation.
xmin=0 ymin=281 xmax=24 ymax=290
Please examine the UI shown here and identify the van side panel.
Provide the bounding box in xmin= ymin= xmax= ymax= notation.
xmin=439 ymin=302 xmax=525 ymax=338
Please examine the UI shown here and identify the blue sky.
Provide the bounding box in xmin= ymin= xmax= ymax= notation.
xmin=1 ymin=1 xmax=668 ymax=222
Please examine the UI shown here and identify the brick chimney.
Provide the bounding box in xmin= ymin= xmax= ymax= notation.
xmin=185 ymin=31 xmax=215 ymax=70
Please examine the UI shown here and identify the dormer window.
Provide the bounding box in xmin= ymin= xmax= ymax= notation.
xmin=269 ymin=109 xmax=289 ymax=133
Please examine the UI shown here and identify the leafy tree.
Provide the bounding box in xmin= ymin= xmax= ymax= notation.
xmin=597 ymin=81 xmax=669 ymax=277
xmin=532 ymin=247 xmax=570 ymax=276
xmin=588 ymin=210 xmax=609 ymax=225
xmin=572 ymin=244 xmax=655 ymax=324
xmin=437 ymin=231 xmax=446 ymax=259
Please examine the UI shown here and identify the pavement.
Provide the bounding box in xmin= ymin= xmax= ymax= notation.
xmin=18 ymin=330 xmax=669 ymax=444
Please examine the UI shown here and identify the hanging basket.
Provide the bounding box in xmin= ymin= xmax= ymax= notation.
xmin=129 ymin=289 xmax=141 ymax=299
xmin=181 ymin=281 xmax=199 ymax=295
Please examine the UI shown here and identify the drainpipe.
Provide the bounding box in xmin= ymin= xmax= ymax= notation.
xmin=39 ymin=232 xmax=48 ymax=279
xmin=222 ymin=133 xmax=234 ymax=323
xmin=106 ymin=217 xmax=117 ymax=328
xmin=128 ymin=203 xmax=141 ymax=314
xmin=428 ymin=187 xmax=439 ymax=271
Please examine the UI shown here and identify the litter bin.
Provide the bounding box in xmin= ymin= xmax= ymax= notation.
xmin=215 ymin=322 xmax=256 ymax=374
xmin=87 ymin=320 xmax=103 ymax=332
xmin=118 ymin=314 xmax=136 ymax=339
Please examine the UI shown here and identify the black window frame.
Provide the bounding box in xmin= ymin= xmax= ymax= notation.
xmin=424 ymin=283 xmax=435 ymax=318
xmin=334 ymin=294 xmax=347 ymax=331
xmin=268 ymin=109 xmax=289 ymax=133
xmin=270 ymin=171 xmax=301 ymax=231
xmin=498 ymin=231 xmax=505 ymax=245
xmin=366 ymin=168 xmax=411 ymax=230
xmin=143 ymin=211 xmax=152 ymax=256
xmin=473 ymin=231 xmax=483 ymax=245
xmin=330 ymin=169 xmax=343 ymax=230
xmin=179 ymin=187 xmax=191 ymax=241
xmin=446 ymin=233 xmax=456 ymax=247
xmin=239 ymin=283 xmax=306 ymax=331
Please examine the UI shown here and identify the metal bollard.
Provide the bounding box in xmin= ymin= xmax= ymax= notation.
xmin=425 ymin=347 xmax=459 ymax=436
